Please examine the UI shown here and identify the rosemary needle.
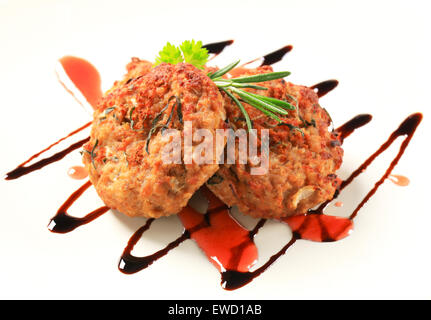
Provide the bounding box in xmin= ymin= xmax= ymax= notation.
xmin=210 ymin=60 xmax=296 ymax=131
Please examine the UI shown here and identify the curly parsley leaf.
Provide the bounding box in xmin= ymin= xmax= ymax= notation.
xmin=179 ymin=40 xmax=209 ymax=69
xmin=154 ymin=42 xmax=183 ymax=66
xmin=154 ymin=40 xmax=209 ymax=69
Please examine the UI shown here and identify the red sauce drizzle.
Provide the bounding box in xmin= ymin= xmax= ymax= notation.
xmin=178 ymin=187 xmax=258 ymax=272
xmin=57 ymin=56 xmax=102 ymax=109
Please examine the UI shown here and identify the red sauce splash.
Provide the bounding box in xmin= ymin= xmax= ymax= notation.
xmin=57 ymin=56 xmax=102 ymax=109
xmin=118 ymin=187 xmax=260 ymax=275
xmin=334 ymin=201 xmax=343 ymax=207
xmin=67 ymin=165 xmax=88 ymax=180
xmin=178 ymin=188 xmax=258 ymax=272
xmin=282 ymin=214 xmax=353 ymax=242
xmin=388 ymin=174 xmax=410 ymax=186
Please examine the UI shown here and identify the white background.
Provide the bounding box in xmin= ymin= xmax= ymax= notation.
xmin=0 ymin=0 xmax=430 ymax=299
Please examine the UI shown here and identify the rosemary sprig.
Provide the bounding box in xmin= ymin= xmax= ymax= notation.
xmin=153 ymin=41 xmax=302 ymax=134
xmin=278 ymin=123 xmax=304 ymax=136
xmin=90 ymin=139 xmax=98 ymax=169
xmin=220 ymin=87 xmax=253 ymax=132
xmin=208 ymin=61 xmax=296 ymax=132
xmin=207 ymin=60 xmax=240 ymax=79
xmin=145 ymin=95 xmax=183 ymax=154
xmin=231 ymin=87 xmax=288 ymax=116
xmin=246 ymin=92 xmax=295 ymax=110
xmin=129 ymin=106 xmax=145 ymax=132
xmin=213 ymin=79 xmax=268 ymax=91
xmin=104 ymin=106 xmax=116 ymax=114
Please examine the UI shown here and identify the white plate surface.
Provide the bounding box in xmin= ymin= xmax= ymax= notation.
xmin=0 ymin=0 xmax=430 ymax=299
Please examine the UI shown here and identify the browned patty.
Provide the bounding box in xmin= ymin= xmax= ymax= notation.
xmin=106 ymin=57 xmax=153 ymax=93
xmin=82 ymin=62 xmax=226 ymax=218
xmin=206 ymin=65 xmax=343 ymax=218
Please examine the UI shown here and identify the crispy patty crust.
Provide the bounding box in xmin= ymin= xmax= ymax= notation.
xmin=83 ymin=62 xmax=226 ymax=218
xmin=206 ymin=66 xmax=343 ymax=218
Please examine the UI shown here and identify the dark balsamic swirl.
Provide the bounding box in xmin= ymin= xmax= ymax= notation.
xmin=48 ymin=180 xmax=109 ymax=233
xmin=261 ymin=45 xmax=293 ymax=66
xmin=311 ymin=79 xmax=339 ymax=98
xmin=203 ymin=40 xmax=234 ymax=55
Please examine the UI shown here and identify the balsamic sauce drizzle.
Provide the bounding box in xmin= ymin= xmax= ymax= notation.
xmin=4 ymin=43 xmax=424 ymax=291
xmin=345 ymin=113 xmax=422 ymax=220
xmin=221 ymin=236 xmax=298 ymax=290
xmin=203 ymin=40 xmax=234 ymax=56
xmin=47 ymin=180 xmax=109 ymax=233
xmin=119 ymin=219 xmax=190 ymax=274
xmin=119 ymin=187 xmax=261 ymax=277
xmin=261 ymin=45 xmax=293 ymax=66
xmin=5 ymin=135 xmax=90 ymax=180
xmin=311 ymin=79 xmax=339 ymax=98
xmin=122 ymin=111 xmax=420 ymax=291
xmin=242 ymin=45 xmax=293 ymax=67
xmin=218 ymin=112 xmax=422 ymax=290
xmin=115 ymin=108 xmax=421 ymax=290
xmin=336 ymin=114 xmax=373 ymax=143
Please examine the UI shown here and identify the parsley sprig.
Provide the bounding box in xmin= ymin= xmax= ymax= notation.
xmin=155 ymin=40 xmax=209 ymax=69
